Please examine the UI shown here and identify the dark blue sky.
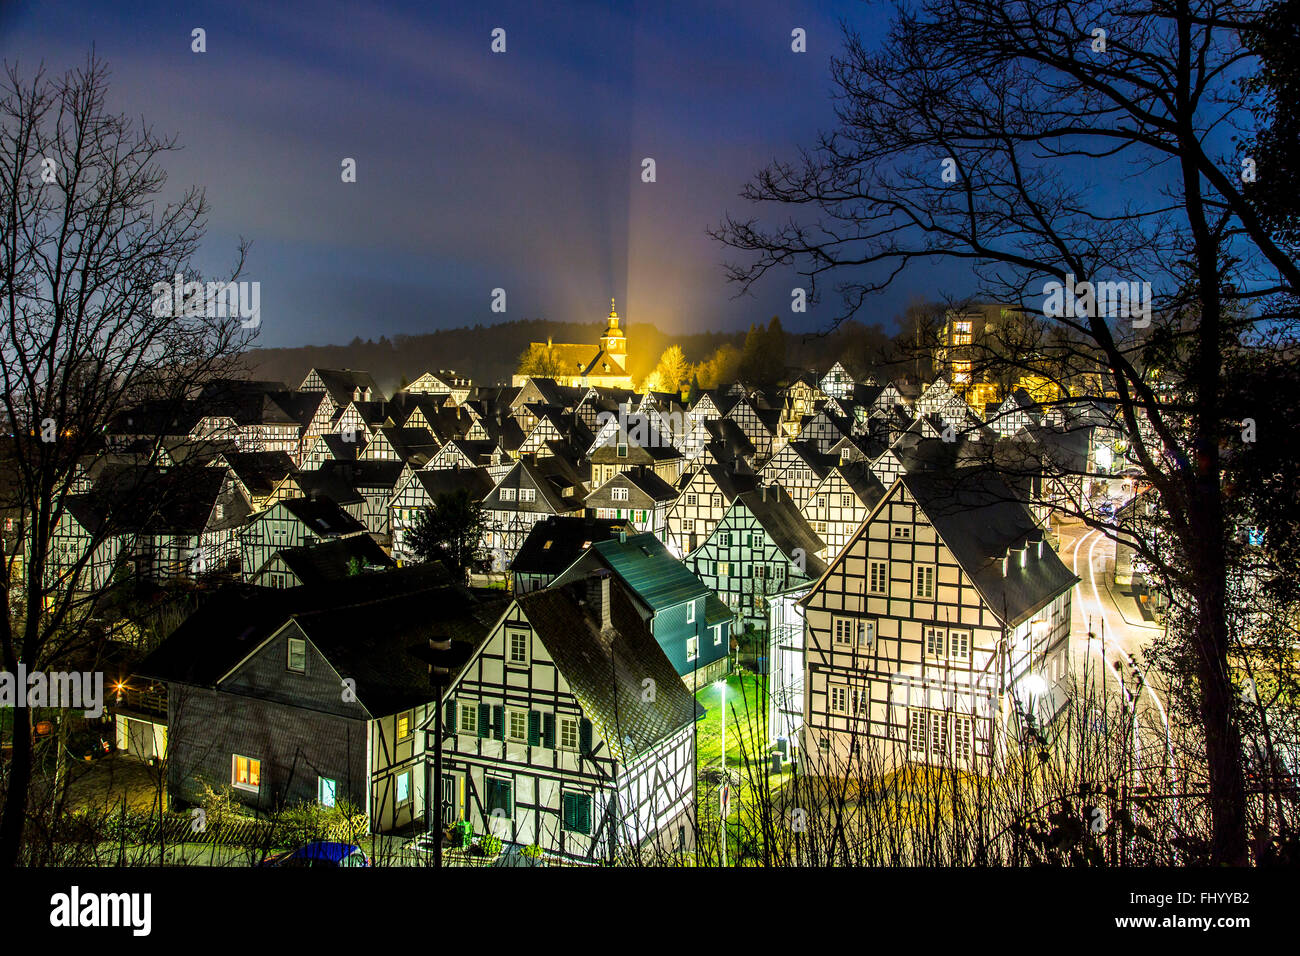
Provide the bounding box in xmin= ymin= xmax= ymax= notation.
xmin=0 ymin=0 xmax=953 ymax=348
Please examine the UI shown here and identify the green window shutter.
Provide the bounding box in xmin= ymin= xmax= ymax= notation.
xmin=493 ymin=705 xmax=505 ymax=741
xmin=561 ymin=793 xmax=574 ymax=831
xmin=542 ymin=713 xmax=556 ymax=748
xmin=578 ymin=717 xmax=593 ymax=755
xmin=528 ymin=711 xmax=541 ymax=746
xmin=445 ymin=698 xmax=456 ymax=730
xmin=478 ymin=703 xmax=490 ymax=738
xmin=577 ymin=794 xmax=592 ymax=835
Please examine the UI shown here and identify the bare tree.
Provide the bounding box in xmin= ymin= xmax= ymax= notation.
xmin=0 ymin=55 xmax=253 ymax=866
xmin=712 ymin=1 xmax=1300 ymax=864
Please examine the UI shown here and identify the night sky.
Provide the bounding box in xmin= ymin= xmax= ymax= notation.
xmin=0 ymin=0 xmax=951 ymax=348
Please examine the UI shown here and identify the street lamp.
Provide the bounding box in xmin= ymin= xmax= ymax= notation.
xmin=715 ymin=678 xmax=728 ymax=867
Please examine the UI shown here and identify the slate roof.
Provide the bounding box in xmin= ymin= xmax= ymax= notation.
xmin=136 ymin=562 xmax=457 ymax=688
xmin=278 ymin=495 xmax=367 ymax=537
xmin=734 ymin=486 xmax=829 ymax=577
xmin=517 ymin=582 xmax=696 ymax=761
xmin=902 ymin=469 xmax=1078 ymax=626
xmin=590 ymin=531 xmax=712 ymax=610
xmin=261 ymin=534 xmax=395 ymax=586
xmin=511 ymin=515 xmax=626 ymax=576
xmin=410 ymin=467 xmax=495 ymax=503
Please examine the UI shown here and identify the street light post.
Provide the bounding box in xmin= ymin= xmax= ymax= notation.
xmin=715 ymin=679 xmax=727 ymax=868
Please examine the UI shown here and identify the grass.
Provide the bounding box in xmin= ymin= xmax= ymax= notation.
xmin=694 ymin=671 xmax=770 ymax=770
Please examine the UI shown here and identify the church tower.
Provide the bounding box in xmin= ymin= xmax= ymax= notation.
xmin=600 ymin=298 xmax=627 ymax=356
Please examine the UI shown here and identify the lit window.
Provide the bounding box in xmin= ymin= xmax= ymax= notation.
xmin=869 ymin=561 xmax=887 ymax=595
xmin=396 ymin=770 xmax=411 ymax=806
xmin=318 ymin=776 xmax=337 ymax=808
xmin=915 ymin=565 xmax=935 ymax=599
xmin=232 ymin=755 xmax=261 ymax=792
xmin=287 ymin=638 xmax=306 ymax=674
xmin=459 ymin=703 xmax=478 ymax=735
xmin=508 ymin=629 xmax=528 ymax=664
xmin=559 ymin=716 xmax=579 ymax=751
xmin=397 ymin=711 xmax=412 ymax=739
xmin=507 ymin=709 xmax=528 ymax=743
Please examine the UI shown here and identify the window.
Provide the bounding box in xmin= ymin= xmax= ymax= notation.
xmin=611 ymin=487 xmax=629 ymax=501
xmin=924 ymin=626 xmax=946 ymax=658
xmin=813 ymin=495 xmax=824 ymax=510
xmin=559 ymin=716 xmax=580 ymax=751
xmin=841 ymin=494 xmax=854 ymax=507
xmin=833 ymin=617 xmax=854 ymax=645
xmin=868 ymin=561 xmax=887 ymax=595
xmin=686 ymin=601 xmax=696 ymax=623
xmin=686 ymin=637 xmax=699 ymax=661
xmin=232 ymin=755 xmax=261 ymax=792
xmin=318 ymin=776 xmax=337 ymax=808
xmin=712 ymin=495 xmax=721 ymax=508
xmin=499 ymin=487 xmax=516 ymax=501
xmin=686 ymin=493 xmax=698 ymax=506
xmin=396 ymin=771 xmax=411 ymax=806
xmin=915 ymin=565 xmax=935 ymax=599
xmin=755 ymin=564 xmax=767 ymax=581
xmin=953 ymin=715 xmax=974 ymax=762
xmin=682 ymin=518 xmax=695 ymax=532
xmin=459 ymin=703 xmax=478 ymax=735
xmin=719 ymin=532 xmax=732 ymax=547
xmin=286 ymin=638 xmax=306 ymax=673
xmin=715 ymin=561 xmax=731 ymax=578
xmin=508 ymin=629 xmax=528 ymax=664
xmin=813 ymin=521 xmax=827 ymax=533
xmin=562 ymin=792 xmax=593 ymax=834
xmin=949 ymin=630 xmax=971 ymax=663
xmin=830 ymin=685 xmax=849 ymax=714
xmin=818 ymin=736 xmax=831 ymax=754
xmin=507 ymin=709 xmax=529 ymax=743
xmin=713 ymin=625 xmax=723 ymax=646
xmin=397 ymin=711 xmax=413 ymax=740
xmin=616 ymin=443 xmax=628 ymax=458
xmin=892 ymin=526 xmax=911 ymax=539
xmin=519 ymin=488 xmax=536 ymax=503
xmin=909 ymin=710 xmax=947 ymax=757
xmin=841 ymin=449 xmax=852 ymax=463
xmin=486 ymin=778 xmax=512 ymax=817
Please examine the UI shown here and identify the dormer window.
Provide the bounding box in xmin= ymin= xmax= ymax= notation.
xmin=617 ymin=443 xmax=628 ymax=458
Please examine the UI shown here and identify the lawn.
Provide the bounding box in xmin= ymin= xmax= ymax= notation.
xmin=693 ymin=671 xmax=772 ymax=772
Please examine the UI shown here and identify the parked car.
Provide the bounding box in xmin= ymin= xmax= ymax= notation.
xmin=260 ymin=841 xmax=371 ymax=868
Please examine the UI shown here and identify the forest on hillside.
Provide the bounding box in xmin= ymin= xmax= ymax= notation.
xmin=240 ymin=316 xmax=915 ymax=394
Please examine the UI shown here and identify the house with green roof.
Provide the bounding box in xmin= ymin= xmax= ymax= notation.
xmin=551 ymin=531 xmax=734 ymax=687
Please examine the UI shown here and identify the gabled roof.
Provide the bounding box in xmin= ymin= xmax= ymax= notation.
xmin=732 ymin=486 xmax=828 ymax=577
xmin=409 ymin=467 xmax=495 ymax=503
xmin=589 ymin=531 xmax=712 ymax=610
xmin=320 ymin=459 xmax=406 ymax=490
xmin=510 ymin=515 xmax=626 ymax=576
xmin=517 ymin=582 xmax=696 ymax=761
xmin=275 ymin=496 xmax=367 ymax=537
xmin=902 ymin=469 xmax=1077 ymax=626
xmin=136 ymin=563 xmax=457 ymax=688
xmin=260 ymin=535 xmax=395 ymax=586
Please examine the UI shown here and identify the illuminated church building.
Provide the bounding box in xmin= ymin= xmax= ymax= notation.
xmin=514 ymin=300 xmax=636 ymax=389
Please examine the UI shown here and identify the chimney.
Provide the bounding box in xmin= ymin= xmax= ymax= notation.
xmin=588 ymin=569 xmax=613 ymax=633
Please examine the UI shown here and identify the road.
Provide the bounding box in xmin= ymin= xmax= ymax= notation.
xmin=1057 ymin=521 xmax=1174 ymax=785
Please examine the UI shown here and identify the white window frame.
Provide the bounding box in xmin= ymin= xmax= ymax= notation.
xmin=499 ymin=487 xmax=517 ymax=501
xmin=519 ymin=487 xmax=536 ymax=503
xmin=396 ymin=770 xmax=411 ymax=807
xmin=287 ymin=638 xmax=306 ymax=674
xmin=458 ymin=702 xmax=478 ymax=735
xmin=949 ymin=629 xmax=971 ymax=663
xmin=924 ymin=626 xmax=946 ymax=659
xmin=232 ymin=754 xmax=261 ymax=793
xmin=915 ymin=564 xmax=935 ymax=600
xmin=868 ymin=561 xmax=888 ymax=595
xmin=611 ymin=487 xmax=630 ymax=502
xmin=686 ymin=601 xmax=696 ymax=623
xmin=506 ymin=708 xmax=529 ymax=744
xmin=558 ymin=715 xmax=580 ymax=752
xmin=686 ymin=636 xmax=700 ymax=661
xmin=508 ymin=629 xmax=528 ymax=665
